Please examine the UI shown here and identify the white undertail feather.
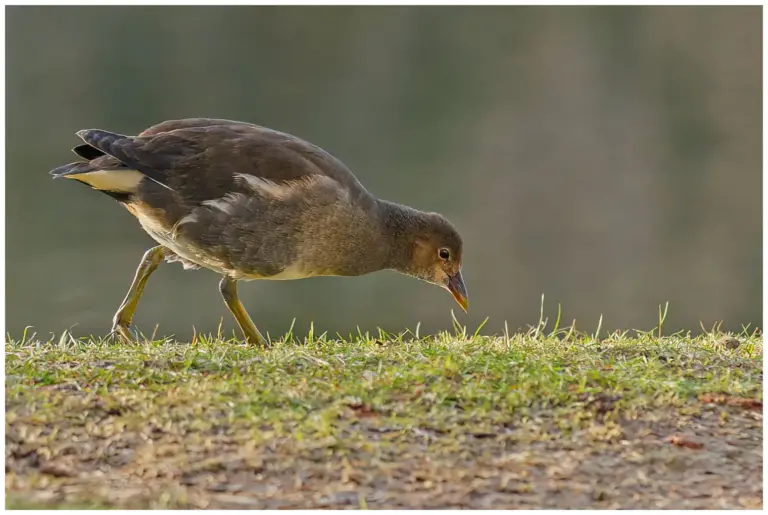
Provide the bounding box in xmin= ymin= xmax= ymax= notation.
xmin=64 ymin=169 xmax=146 ymax=193
xmin=64 ymin=169 xmax=175 ymax=193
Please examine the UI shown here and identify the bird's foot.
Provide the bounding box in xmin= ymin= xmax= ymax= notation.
xmin=108 ymin=323 xmax=142 ymax=343
xmin=242 ymin=326 xmax=269 ymax=347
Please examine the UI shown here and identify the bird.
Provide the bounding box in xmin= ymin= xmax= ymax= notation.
xmin=49 ymin=118 xmax=468 ymax=346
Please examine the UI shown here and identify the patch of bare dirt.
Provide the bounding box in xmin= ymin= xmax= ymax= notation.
xmin=6 ymin=400 xmax=762 ymax=509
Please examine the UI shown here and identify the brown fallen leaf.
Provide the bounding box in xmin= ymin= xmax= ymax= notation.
xmin=39 ymin=460 xmax=78 ymax=477
xmin=727 ymin=398 xmax=763 ymax=411
xmin=579 ymin=393 xmax=622 ymax=414
xmin=470 ymin=431 xmax=498 ymax=439
xmin=665 ymin=434 xmax=704 ymax=450
xmin=346 ymin=401 xmax=379 ymax=418
xmin=699 ymin=393 xmax=762 ymax=412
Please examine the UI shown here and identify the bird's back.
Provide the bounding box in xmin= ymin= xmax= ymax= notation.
xmin=51 ymin=118 xmax=382 ymax=278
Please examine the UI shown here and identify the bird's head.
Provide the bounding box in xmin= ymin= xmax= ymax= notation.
xmin=402 ymin=212 xmax=468 ymax=312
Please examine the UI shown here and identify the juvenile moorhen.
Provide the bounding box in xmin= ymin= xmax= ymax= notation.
xmin=50 ymin=118 xmax=468 ymax=345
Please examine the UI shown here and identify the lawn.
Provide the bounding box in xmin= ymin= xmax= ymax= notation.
xmin=5 ymin=324 xmax=763 ymax=509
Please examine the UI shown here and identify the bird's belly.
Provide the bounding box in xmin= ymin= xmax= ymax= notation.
xmin=247 ymin=262 xmax=320 ymax=281
xmin=131 ymin=205 xmax=232 ymax=275
xmin=150 ymin=225 xmax=231 ymax=274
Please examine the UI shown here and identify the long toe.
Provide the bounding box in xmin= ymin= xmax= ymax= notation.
xmin=109 ymin=323 xmax=142 ymax=343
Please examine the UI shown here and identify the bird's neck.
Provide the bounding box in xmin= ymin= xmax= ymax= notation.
xmin=312 ymin=198 xmax=429 ymax=278
xmin=375 ymin=199 xmax=430 ymax=275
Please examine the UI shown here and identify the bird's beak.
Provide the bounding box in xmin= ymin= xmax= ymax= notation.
xmin=445 ymin=270 xmax=469 ymax=313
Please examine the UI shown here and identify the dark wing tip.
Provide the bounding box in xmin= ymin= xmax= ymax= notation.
xmin=49 ymin=164 xmax=69 ymax=177
xmin=72 ymin=143 xmax=105 ymax=160
xmin=50 ymin=161 xmax=90 ymax=177
xmin=77 ymin=129 xmax=129 ymax=149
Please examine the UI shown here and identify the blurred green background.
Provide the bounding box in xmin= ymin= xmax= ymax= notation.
xmin=6 ymin=6 xmax=761 ymax=340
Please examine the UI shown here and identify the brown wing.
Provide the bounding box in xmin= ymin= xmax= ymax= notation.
xmin=77 ymin=118 xmax=369 ymax=210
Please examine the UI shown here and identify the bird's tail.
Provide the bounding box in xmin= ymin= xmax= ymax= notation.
xmin=50 ymin=129 xmax=173 ymax=200
xmin=49 ymin=158 xmax=146 ymax=202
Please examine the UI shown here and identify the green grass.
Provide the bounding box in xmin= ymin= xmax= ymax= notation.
xmin=5 ymin=326 xmax=763 ymax=509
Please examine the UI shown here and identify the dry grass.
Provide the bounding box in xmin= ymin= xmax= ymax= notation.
xmin=5 ymin=327 xmax=762 ymax=509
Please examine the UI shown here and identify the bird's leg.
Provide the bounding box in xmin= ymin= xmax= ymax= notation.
xmin=219 ymin=276 xmax=268 ymax=346
xmin=111 ymin=246 xmax=168 ymax=341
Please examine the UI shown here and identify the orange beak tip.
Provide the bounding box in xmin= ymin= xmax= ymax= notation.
xmin=446 ymin=271 xmax=469 ymax=314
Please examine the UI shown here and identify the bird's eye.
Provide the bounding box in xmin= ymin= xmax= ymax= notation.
xmin=438 ymin=248 xmax=450 ymax=260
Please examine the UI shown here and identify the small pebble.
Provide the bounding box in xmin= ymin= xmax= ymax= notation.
xmin=718 ymin=336 xmax=741 ymax=350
